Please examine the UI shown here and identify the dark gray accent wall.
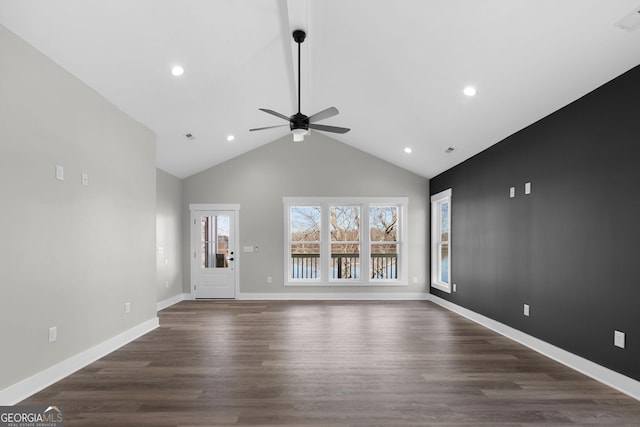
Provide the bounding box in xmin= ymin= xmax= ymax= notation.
xmin=430 ymin=65 xmax=640 ymax=381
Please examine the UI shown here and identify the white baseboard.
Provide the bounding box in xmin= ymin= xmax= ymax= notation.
xmin=238 ymin=292 xmax=429 ymax=301
xmin=0 ymin=317 xmax=159 ymax=406
xmin=427 ymin=294 xmax=640 ymax=401
xmin=157 ymin=293 xmax=192 ymax=311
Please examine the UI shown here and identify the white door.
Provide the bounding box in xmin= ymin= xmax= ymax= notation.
xmin=191 ymin=209 xmax=237 ymax=298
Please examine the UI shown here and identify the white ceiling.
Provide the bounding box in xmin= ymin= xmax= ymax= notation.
xmin=2 ymin=0 xmax=640 ymax=179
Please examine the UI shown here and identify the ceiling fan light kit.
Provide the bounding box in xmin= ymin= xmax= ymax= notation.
xmin=250 ymin=30 xmax=350 ymax=142
xmin=292 ymin=128 xmax=308 ymax=142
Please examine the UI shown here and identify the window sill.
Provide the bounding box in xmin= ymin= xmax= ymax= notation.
xmin=431 ymin=281 xmax=451 ymax=293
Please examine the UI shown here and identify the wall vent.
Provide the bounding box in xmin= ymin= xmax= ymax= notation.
xmin=615 ymin=7 xmax=640 ymax=32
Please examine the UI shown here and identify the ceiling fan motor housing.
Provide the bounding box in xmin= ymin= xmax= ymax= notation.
xmin=290 ymin=112 xmax=309 ymax=131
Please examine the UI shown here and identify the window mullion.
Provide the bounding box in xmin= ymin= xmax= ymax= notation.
xmin=362 ymin=205 xmax=370 ymax=283
xmin=321 ymin=202 xmax=330 ymax=282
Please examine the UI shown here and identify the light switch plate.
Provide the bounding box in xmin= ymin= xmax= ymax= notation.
xmin=524 ymin=304 xmax=530 ymax=317
xmin=510 ymin=187 xmax=515 ymax=198
xmin=525 ymin=182 xmax=531 ymax=194
xmin=55 ymin=165 xmax=64 ymax=181
xmin=614 ymin=330 xmax=625 ymax=349
xmin=81 ymin=172 xmax=89 ymax=186
xmin=49 ymin=326 xmax=57 ymax=343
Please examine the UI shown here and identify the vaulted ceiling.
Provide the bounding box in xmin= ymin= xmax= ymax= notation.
xmin=2 ymin=1 xmax=640 ymax=179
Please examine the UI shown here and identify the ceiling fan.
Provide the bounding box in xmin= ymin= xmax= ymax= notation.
xmin=250 ymin=29 xmax=350 ymax=142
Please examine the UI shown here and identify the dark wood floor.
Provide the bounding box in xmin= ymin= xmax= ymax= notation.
xmin=22 ymin=300 xmax=640 ymax=426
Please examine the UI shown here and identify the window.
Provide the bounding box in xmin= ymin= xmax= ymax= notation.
xmin=284 ymin=197 xmax=408 ymax=286
xmin=369 ymin=206 xmax=399 ymax=280
xmin=431 ymin=189 xmax=452 ymax=292
xmin=330 ymin=206 xmax=361 ymax=279
xmin=289 ymin=206 xmax=321 ymax=280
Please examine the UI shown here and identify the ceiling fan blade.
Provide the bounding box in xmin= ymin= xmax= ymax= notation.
xmin=249 ymin=124 xmax=289 ymax=132
xmin=259 ymin=108 xmax=291 ymax=121
xmin=308 ymin=123 xmax=351 ymax=134
xmin=308 ymin=107 xmax=339 ymax=123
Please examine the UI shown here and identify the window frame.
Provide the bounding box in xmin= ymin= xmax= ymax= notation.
xmin=287 ymin=204 xmax=322 ymax=282
xmin=431 ymin=189 xmax=452 ymax=293
xmin=329 ymin=205 xmax=362 ymax=281
xmin=284 ymin=197 xmax=408 ymax=286
xmin=369 ymin=204 xmax=401 ymax=282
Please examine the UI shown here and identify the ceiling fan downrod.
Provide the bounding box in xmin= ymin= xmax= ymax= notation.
xmin=249 ymin=29 xmax=350 ymax=141
xmin=293 ymin=29 xmax=306 ymax=115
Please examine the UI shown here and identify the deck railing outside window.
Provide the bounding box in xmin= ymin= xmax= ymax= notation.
xmin=291 ymin=253 xmax=397 ymax=280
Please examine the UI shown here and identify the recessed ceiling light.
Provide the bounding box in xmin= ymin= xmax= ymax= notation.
xmin=171 ymin=65 xmax=184 ymax=76
xmin=404 ymin=147 xmax=412 ymax=154
xmin=463 ymin=86 xmax=477 ymax=97
xmin=226 ymin=135 xmax=235 ymax=142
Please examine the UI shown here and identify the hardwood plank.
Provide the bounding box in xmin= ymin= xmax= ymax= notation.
xmin=19 ymin=300 xmax=640 ymax=426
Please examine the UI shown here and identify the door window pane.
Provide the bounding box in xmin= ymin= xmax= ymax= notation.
xmin=200 ymin=214 xmax=229 ymax=269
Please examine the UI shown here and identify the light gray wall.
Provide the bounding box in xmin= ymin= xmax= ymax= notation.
xmin=0 ymin=25 xmax=157 ymax=390
xmin=156 ymin=169 xmax=184 ymax=302
xmin=182 ymin=132 xmax=429 ymax=295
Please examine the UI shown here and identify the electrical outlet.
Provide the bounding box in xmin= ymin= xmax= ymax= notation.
xmin=49 ymin=326 xmax=57 ymax=343
xmin=267 ymin=276 xmax=272 ymax=284
xmin=523 ymin=304 xmax=530 ymax=317
xmin=453 ymin=283 xmax=457 ymax=292
xmin=81 ymin=172 xmax=89 ymax=186
xmin=165 ymin=280 xmax=169 ymax=289
xmin=614 ymin=330 xmax=625 ymax=349
xmin=509 ymin=187 xmax=515 ymax=198
xmin=125 ymin=302 xmax=131 ymax=314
